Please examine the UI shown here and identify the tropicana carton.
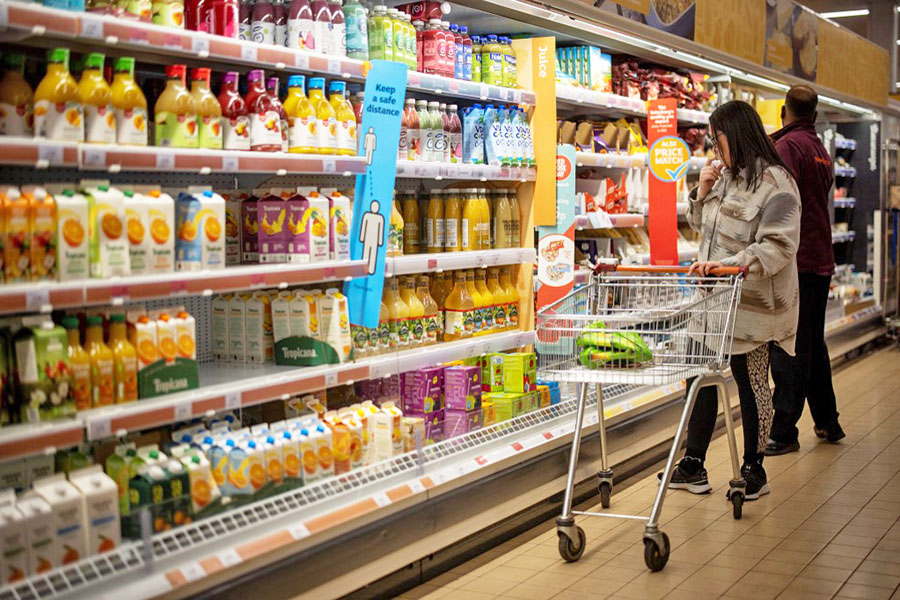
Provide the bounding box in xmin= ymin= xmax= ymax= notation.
xmin=82 ymin=183 xmax=130 ymax=278
xmin=51 ymin=188 xmax=90 ymax=282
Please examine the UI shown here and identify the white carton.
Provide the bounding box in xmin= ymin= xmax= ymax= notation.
xmin=0 ymin=491 xmax=27 ymax=584
xmin=316 ymin=288 xmax=351 ymax=362
xmin=228 ymin=294 xmax=247 ymax=363
xmin=53 ymin=189 xmax=90 ymax=282
xmin=68 ymin=465 xmax=120 ymax=556
xmin=83 ymin=183 xmax=130 ymax=278
xmin=31 ymin=473 xmax=88 ymax=567
xmin=211 ymin=294 xmax=230 ymax=361
xmin=244 ymin=291 xmax=274 ymax=363
xmin=16 ymin=492 xmax=54 ymax=577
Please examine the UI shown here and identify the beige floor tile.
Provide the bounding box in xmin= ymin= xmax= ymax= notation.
xmin=456 ymin=577 xmax=519 ymax=596
xmin=836 ymin=582 xmax=896 ymax=600
xmin=798 ymin=564 xmax=854 ymax=583
xmin=609 ymin=581 xmax=671 ymax=600
xmin=845 ymin=570 xmax=900 ymax=589
xmin=397 ymin=584 xmax=444 ymax=599
xmin=858 ymin=560 xmax=900 ymax=577
xmin=479 ymin=565 xmax=542 ymax=583
xmin=503 ymin=582 xmax=567 ymax=600
xmin=781 ymin=575 xmax=845 ymax=596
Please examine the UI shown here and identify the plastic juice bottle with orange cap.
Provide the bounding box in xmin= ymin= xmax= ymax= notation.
xmin=190 ymin=68 xmax=223 ymax=149
xmin=85 ymin=315 xmax=114 ymax=407
xmin=486 ymin=267 xmax=507 ymax=331
xmin=110 ymin=57 xmax=148 ymax=146
xmin=500 ymin=266 xmax=519 ymax=330
xmin=108 ymin=314 xmax=138 ymax=404
xmin=474 ymin=268 xmax=495 ymax=334
xmin=388 ymin=193 xmax=404 ymax=257
xmin=62 ymin=316 xmax=92 ymax=412
xmin=385 ymin=277 xmax=410 ymax=350
xmin=283 ymin=74 xmax=317 ymax=154
xmin=154 ymin=64 xmax=198 ymax=148
xmin=477 ymin=187 xmax=492 ymax=249
xmin=34 ymin=48 xmax=83 ymax=142
xmin=443 ymin=270 xmax=473 ymax=341
xmin=429 ymin=272 xmax=445 ymax=341
xmin=78 ymin=53 xmax=116 ymax=145
xmin=399 ymin=276 xmax=425 ymax=347
xmin=0 ymin=52 xmax=34 ymax=137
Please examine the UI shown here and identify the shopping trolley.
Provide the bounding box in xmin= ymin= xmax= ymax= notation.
xmin=536 ymin=263 xmax=747 ymax=571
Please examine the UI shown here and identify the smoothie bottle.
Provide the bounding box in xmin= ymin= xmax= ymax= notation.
xmin=342 ymin=0 xmax=369 ymax=60
xmin=238 ymin=0 xmax=252 ymax=40
xmin=426 ymin=101 xmax=441 ymax=162
xmin=367 ymin=5 xmax=389 ymax=61
xmin=406 ymin=98 xmax=420 ymax=160
xmin=310 ymin=0 xmax=331 ymax=54
xmin=486 ymin=267 xmax=507 ymax=330
xmin=422 ymin=19 xmax=442 ymax=74
xmin=492 ymin=188 xmax=512 ymax=249
xmin=449 ymin=24 xmax=463 ymax=79
xmin=85 ymin=315 xmax=114 ymax=407
xmin=500 ymin=265 xmax=519 ymax=329
xmin=245 ymin=69 xmax=282 ymax=152
xmin=443 ymin=269 xmax=473 ymax=341
xmin=109 ymin=314 xmax=138 ymax=404
xmin=284 ymin=74 xmax=317 ymax=154
xmin=287 ymin=0 xmax=314 ymax=50
xmin=501 ymin=36 xmax=516 ymax=87
xmin=154 ymin=64 xmax=198 ymax=148
xmin=478 ymin=187 xmax=492 ymax=249
xmin=481 ymin=35 xmax=502 ymax=86
xmin=438 ymin=102 xmax=450 ymax=163
xmin=398 ymin=98 xmax=410 ymax=161
xmin=111 ymin=57 xmax=148 ymax=147
xmin=152 ymin=0 xmax=185 ymax=27
xmin=219 ymin=72 xmax=251 ymax=151
xmin=459 ymin=26 xmax=472 ymax=81
xmin=273 ymin=0 xmax=287 ymax=46
xmin=212 ymin=0 xmax=240 ymax=38
xmin=471 ymin=35 xmax=482 ymax=83
xmin=404 ymin=13 xmax=417 ymax=70
xmin=413 ymin=19 xmax=425 ymax=72
xmin=465 ymin=269 xmax=485 ymax=334
xmin=388 ymin=9 xmax=404 ymax=64
xmin=34 ymin=48 xmax=83 ymax=142
xmin=386 ymin=277 xmax=410 ymax=349
xmin=251 ymin=0 xmax=275 ymax=45
xmin=507 ymin=188 xmax=521 ymax=246
xmin=63 ymin=316 xmax=92 ymax=412
xmin=185 ymin=0 xmax=210 ymax=32
xmin=0 ymin=52 xmax=34 ymax=137
xmin=414 ymin=99 xmax=428 ymax=161
xmin=329 ymin=0 xmax=346 ymax=57
xmin=448 ymin=104 xmax=461 ymax=163
xmin=441 ymin=21 xmax=454 ymax=77
xmin=475 ymin=268 xmax=495 ymax=333
xmin=328 ymin=80 xmax=356 ymax=156
xmin=190 ymin=68 xmax=223 ymax=149
xmin=266 ymin=77 xmax=289 ymax=152
xmin=308 ymin=77 xmax=337 ymax=155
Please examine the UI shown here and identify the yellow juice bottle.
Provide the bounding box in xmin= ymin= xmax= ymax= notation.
xmin=400 ymin=191 xmax=420 ymax=255
xmin=63 ymin=316 xmax=92 ymax=412
xmin=154 ymin=64 xmax=197 ymax=149
xmin=388 ymin=195 xmax=404 ymax=257
xmin=190 ymin=68 xmax=222 ymax=150
xmin=284 ymin=74 xmax=317 ymax=154
xmin=416 ymin=275 xmax=439 ymax=346
xmin=443 ymin=270 xmax=473 ymax=341
xmin=461 ymin=188 xmax=481 ymax=251
xmin=475 ymin=268 xmax=495 ymax=334
xmin=465 ymin=269 xmax=485 ymax=335
xmin=425 ymin=190 xmax=444 ymax=254
xmin=477 ymin=187 xmax=492 ymax=249
xmin=307 ymin=77 xmax=336 ymax=155
xmin=444 ymin=188 xmax=461 ymax=252
xmin=0 ymin=51 xmax=34 ymax=137
xmin=111 ymin=57 xmax=148 ymax=147
xmin=500 ymin=266 xmax=520 ymax=330
xmin=386 ymin=277 xmax=410 ymax=350
xmin=79 ymin=53 xmax=116 ymax=145
xmin=85 ymin=315 xmax=115 ymax=407
xmin=328 ymin=80 xmax=357 ymax=157
xmin=34 ymin=48 xmax=83 ymax=142
xmin=507 ymin=189 xmax=521 ymax=247
xmin=429 ymin=272 xmax=445 ymax=342
xmin=108 ymin=314 xmax=138 ymax=404
xmin=486 ymin=267 xmax=507 ymax=331
xmin=491 ymin=189 xmax=512 ymax=249
xmin=400 ymin=276 xmax=425 ymax=347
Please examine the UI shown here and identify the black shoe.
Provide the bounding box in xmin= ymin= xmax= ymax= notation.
xmin=742 ymin=461 xmax=770 ymax=500
xmin=814 ymin=421 xmax=846 ymax=443
xmin=658 ymin=456 xmax=711 ymax=494
xmin=764 ymin=438 xmax=800 ymax=456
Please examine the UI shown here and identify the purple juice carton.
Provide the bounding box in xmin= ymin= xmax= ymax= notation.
xmin=401 ymin=367 xmax=444 ymax=414
xmin=444 ymin=365 xmax=481 ymax=411
xmin=421 ymin=410 xmax=444 ymax=444
xmin=445 ymin=409 xmax=483 ymax=438
xmin=287 ymin=188 xmax=330 ymax=264
xmin=257 ymin=194 xmax=288 ymax=263
xmin=240 ymin=192 xmax=259 ymax=263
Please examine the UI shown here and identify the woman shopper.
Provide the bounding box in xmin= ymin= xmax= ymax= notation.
xmin=664 ymin=100 xmax=801 ymax=500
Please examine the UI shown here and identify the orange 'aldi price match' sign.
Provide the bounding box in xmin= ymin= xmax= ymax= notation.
xmin=647 ymin=99 xmax=681 ymax=266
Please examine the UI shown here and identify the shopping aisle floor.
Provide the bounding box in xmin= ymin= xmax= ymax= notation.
xmin=399 ymin=346 xmax=900 ymax=600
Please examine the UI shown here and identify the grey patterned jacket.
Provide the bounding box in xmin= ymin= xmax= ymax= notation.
xmin=687 ymin=164 xmax=801 ymax=355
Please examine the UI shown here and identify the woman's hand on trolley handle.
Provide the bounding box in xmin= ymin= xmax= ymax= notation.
xmin=689 ymin=260 xmax=725 ymax=277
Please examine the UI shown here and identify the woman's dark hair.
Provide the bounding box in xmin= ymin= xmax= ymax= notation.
xmin=709 ymin=100 xmax=788 ymax=192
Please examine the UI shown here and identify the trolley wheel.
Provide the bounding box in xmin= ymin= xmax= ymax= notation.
xmin=558 ymin=526 xmax=586 ymax=562
xmin=599 ymin=481 xmax=612 ymax=509
xmin=643 ymin=532 xmax=670 ymax=572
xmin=731 ymin=491 xmax=744 ymax=520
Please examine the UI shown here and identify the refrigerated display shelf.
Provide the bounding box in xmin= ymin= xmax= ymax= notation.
xmin=832 ymin=230 xmax=856 ymax=243
xmin=575 ymin=213 xmax=645 ymax=229
xmin=387 ymin=248 xmax=535 ymax=277
xmin=835 ymin=166 xmax=857 ymax=178
xmin=824 ymin=304 xmax=881 ymax=337
xmin=834 ymin=197 xmax=856 ymax=208
xmin=835 ymin=138 xmax=857 ymax=151
xmin=556 ymin=85 xmax=710 ymax=124
xmin=395 ymin=161 xmax=535 ymax=181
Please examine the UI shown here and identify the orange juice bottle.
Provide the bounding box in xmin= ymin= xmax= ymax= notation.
xmin=461 ymin=188 xmax=481 ymax=251
xmin=284 ymin=74 xmax=317 ymax=154
xmin=500 ymin=266 xmax=519 ymax=330
xmin=385 ymin=277 xmax=410 ymax=350
xmin=465 ymin=269 xmax=484 ymax=335
xmin=62 ymin=316 xmax=92 ymax=412
xmin=34 ymin=48 xmax=83 ymax=142
xmin=443 ymin=270 xmax=473 ymax=340
xmin=399 ymin=276 xmax=425 ymax=347
xmin=156 ymin=312 xmax=178 ymax=364
xmin=507 ymin=188 xmax=521 ymax=247
xmin=78 ymin=53 xmax=117 ymax=145
xmin=190 ymin=68 xmax=222 ymax=149
xmin=425 ymin=190 xmax=443 ymax=254
xmin=109 ymin=314 xmax=138 ymax=404
xmin=85 ymin=315 xmax=115 ymax=407
xmin=400 ymin=191 xmax=420 ymax=254
xmin=328 ymin=81 xmax=357 ymax=156
xmin=443 ymin=189 xmax=461 ymax=252
xmin=3 ymin=186 xmax=29 ymax=283
xmin=388 ymin=194 xmax=404 ymax=257
xmin=154 ymin=64 xmax=197 ymax=148
xmin=111 ymin=57 xmax=148 ymax=146
xmin=486 ymin=267 xmax=507 ymax=331
xmin=24 ymin=186 xmax=57 ymax=282
xmin=416 ymin=275 xmax=438 ymax=346
xmin=0 ymin=51 xmax=34 ymax=137
xmin=477 ymin=187 xmax=492 ymax=249
xmin=307 ymin=77 xmax=336 ymax=155
xmin=429 ymin=272 xmax=446 ymax=341
xmin=475 ymin=268 xmax=495 ymax=334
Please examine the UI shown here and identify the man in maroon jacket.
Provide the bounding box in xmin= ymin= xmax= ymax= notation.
xmin=766 ymin=85 xmax=845 ymax=455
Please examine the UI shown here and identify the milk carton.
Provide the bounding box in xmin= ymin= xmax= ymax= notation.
xmin=244 ymin=291 xmax=274 ymax=363
xmin=271 ymin=290 xmax=293 ymax=344
xmin=31 ymin=474 xmax=88 ymax=567
xmin=175 ymin=190 xmax=225 ymax=271
xmin=54 ymin=189 xmax=90 ymax=281
xmin=257 ymin=194 xmax=288 ymax=263
xmin=68 ymin=465 xmax=120 ymax=556
xmin=228 ymin=293 xmax=247 ymax=362
xmin=316 ymin=288 xmax=351 ymax=362
xmin=328 ymin=191 xmax=351 ymax=260
xmin=0 ymin=492 xmax=27 ymax=584
xmin=211 ymin=294 xmax=230 ymax=361
xmin=83 ymin=184 xmax=130 ymax=278
xmin=241 ymin=191 xmax=259 ymax=263
xmin=16 ymin=493 xmax=54 ymax=577
xmin=23 ymin=186 xmax=57 ymax=282
xmin=286 ymin=189 xmax=330 ymax=263
xmin=222 ymin=189 xmax=245 ymax=266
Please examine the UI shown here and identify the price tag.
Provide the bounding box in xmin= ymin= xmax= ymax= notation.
xmin=174 ymin=403 xmax=192 ymax=422
xmin=25 ymin=288 xmax=50 ymax=312
xmin=223 ymin=155 xmax=238 ymax=172
xmin=81 ymin=15 xmax=104 ymax=39
xmin=372 ymin=492 xmax=391 ymax=508
xmin=325 ymin=371 xmax=338 ymax=387
xmin=90 ymin=419 xmax=112 ymax=441
xmin=499 ymin=88 xmax=510 ymax=102
xmin=407 ymin=72 xmax=421 ymax=87
xmin=327 ymin=58 xmax=340 ymax=74
xmin=191 ymin=36 xmax=210 ymax=56
xmin=38 ymin=144 xmax=64 ymax=167
xmin=587 ymin=212 xmax=614 ymax=229
xmin=82 ymin=147 xmax=106 ymax=170
xmin=465 ymin=345 xmax=476 ymax=358
xmin=129 ymin=29 xmax=149 ymax=45
xmin=163 ymin=33 xmax=182 ymax=49
xmin=288 ymin=523 xmax=310 ymax=540
xmin=295 ymin=53 xmax=310 ymax=70
xmin=180 ymin=562 xmax=206 ymax=583
xmin=478 ymin=84 xmax=489 ymax=100
xmin=408 ymin=480 xmax=426 ymax=494
xmin=322 ymin=158 xmax=336 ymax=173
xmin=225 ymin=391 xmax=241 ymax=409
xmin=216 ymin=549 xmax=242 ymax=568
xmin=156 ymin=152 xmax=175 ymax=170
xmin=241 ymin=44 xmax=257 ymax=62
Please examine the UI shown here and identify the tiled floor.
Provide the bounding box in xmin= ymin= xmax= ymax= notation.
xmin=400 ymin=346 xmax=900 ymax=600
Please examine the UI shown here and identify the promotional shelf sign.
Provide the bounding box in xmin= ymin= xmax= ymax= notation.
xmin=647 ymin=98 xmax=679 ymax=266
xmin=537 ymin=145 xmax=576 ymax=309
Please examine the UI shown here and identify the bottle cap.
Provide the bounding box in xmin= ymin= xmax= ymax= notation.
xmin=449 ymin=23 xmax=458 ymax=32
xmin=247 ymin=69 xmax=265 ymax=83
xmin=114 ymin=57 xmax=135 ymax=76
xmin=267 ymin=76 xmax=280 ymax=92
xmin=86 ymin=315 xmax=102 ymax=326
xmin=288 ymin=74 xmax=306 ymax=90
xmin=486 ymin=34 xmax=498 ymax=42
xmin=192 ymin=456 xmax=200 ymax=464
xmin=2 ymin=52 xmax=25 ymax=71
xmin=84 ymin=52 xmax=105 ymax=70
xmin=223 ymin=71 xmax=239 ymax=85
xmin=109 ymin=313 xmax=126 ymax=323
xmin=165 ymin=64 xmax=187 ymax=84
xmin=328 ymin=80 xmax=347 ymax=95
xmin=61 ymin=316 xmax=79 ymax=329
xmin=308 ymin=77 xmax=325 ymax=89
xmin=459 ymin=25 xmax=468 ymax=34
xmin=428 ymin=18 xmax=441 ymax=25
xmin=191 ymin=67 xmax=211 ymax=83
xmin=46 ymin=47 xmax=70 ymax=67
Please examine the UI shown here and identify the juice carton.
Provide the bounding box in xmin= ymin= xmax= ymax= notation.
xmin=105 ymin=442 xmax=136 ymax=515
xmin=328 ymin=191 xmax=351 ymax=261
xmin=338 ymin=409 xmax=364 ymax=470
xmin=279 ymin=430 xmax=302 ymax=484
xmin=445 ymin=409 xmax=482 ymax=438
xmin=16 ymin=493 xmax=54 ymax=577
xmin=83 ymin=184 xmax=130 ymax=278
xmin=490 ymin=392 xmax=525 ymax=422
xmin=316 ymin=289 xmax=351 ymax=362
xmin=288 ymin=290 xmax=320 ymax=340
xmin=400 ymin=366 xmax=444 ymax=414
xmin=14 ymin=321 xmax=74 ymax=422
xmin=134 ymin=315 xmax=158 ymax=375
xmin=271 ymin=290 xmax=293 ymax=344
xmin=206 ymin=438 xmax=229 ymax=494
xmin=482 ymin=400 xmax=496 ymax=426
xmin=244 ymin=291 xmax=274 ymax=363
xmin=23 ymin=186 xmax=57 ymax=282
xmin=210 ymin=294 xmax=230 ymax=361
xmin=0 ymin=460 xmax=25 ymax=492
xmin=227 ymin=293 xmax=247 ymax=362
xmin=221 ymin=189 xmax=245 ymax=265
xmin=240 ymin=192 xmax=259 ymax=263
xmin=124 ymin=189 xmax=175 ymax=275
xmin=126 ymin=465 xmax=171 ymax=536
xmin=263 ymin=435 xmax=285 ymax=486
xmin=381 ymin=401 xmax=404 ymax=456
xmin=286 ymin=189 xmax=330 ymax=263
xmin=184 ymin=454 xmax=220 ymax=513
xmin=420 ymin=410 xmax=443 ymax=445
xmin=243 ymin=440 xmax=267 ymax=493
xmin=31 ymin=473 xmax=88 ymax=566
xmin=162 ymin=459 xmax=191 ymax=526
xmin=2 ymin=186 xmax=29 ymax=282
xmin=297 ymin=427 xmax=320 ymax=484
xmin=444 ymin=365 xmax=482 ymax=411
xmin=155 ymin=312 xmax=178 ymax=365
xmin=312 ymin=423 xmax=334 ymax=479
xmin=323 ymin=411 xmax=352 ymax=474
xmin=174 ymin=310 xmax=196 ymax=360
xmin=257 ymin=193 xmax=288 ymax=263
xmin=537 ymin=385 xmax=551 ymax=409
xmin=24 ymin=454 xmax=55 ymax=488
xmin=400 ymin=416 xmax=424 ymax=453
xmin=502 ymin=352 xmax=537 ymax=393
xmin=356 ymin=401 xmax=381 ymax=465
xmin=54 ymin=189 xmax=90 ymax=281
xmin=68 ymin=465 xmax=120 ymax=556
xmin=123 ymin=190 xmax=151 ymax=275
xmin=224 ymin=439 xmax=252 ymax=496
xmin=482 ymin=353 xmax=505 ymax=392
xmin=174 ymin=190 xmax=225 ymax=271
xmin=0 ymin=494 xmax=27 ymax=584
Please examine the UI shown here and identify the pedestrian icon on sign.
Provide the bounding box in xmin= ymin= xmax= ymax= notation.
xmin=363 ymin=127 xmax=376 ymax=165
xmin=359 ymin=199 xmax=385 ymax=275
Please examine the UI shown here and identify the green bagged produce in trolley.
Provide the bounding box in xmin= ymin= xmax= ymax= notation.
xmin=576 ymin=320 xmax=652 ymax=366
xmin=579 ymin=348 xmax=639 ymax=369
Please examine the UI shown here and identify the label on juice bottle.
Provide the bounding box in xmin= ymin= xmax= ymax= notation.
xmin=345 ymin=12 xmax=367 ymax=57
xmin=223 ymin=115 xmax=251 ymax=150
xmin=0 ymin=102 xmax=33 ymax=136
xmin=484 ymin=52 xmax=502 ymax=85
xmin=398 ymin=125 xmax=408 ymax=160
xmin=71 ymin=361 xmax=91 ymax=411
xmin=250 ymin=110 xmax=283 ymax=148
xmin=152 ymin=0 xmax=185 ymax=27
xmin=34 ymin=100 xmax=83 ymax=142
xmin=115 ymin=107 xmax=148 ymax=146
xmin=252 ymin=19 xmax=274 ymax=45
xmin=316 ymin=115 xmax=337 ymax=152
xmin=115 ymin=357 xmax=137 ymax=403
xmin=508 ymin=301 xmax=518 ymax=327
xmin=198 ymin=115 xmax=223 ymax=149
xmin=424 ymin=314 xmax=437 ymax=342
xmin=155 ymin=111 xmax=199 ymax=148
xmin=336 ymin=117 xmax=356 ymax=154
xmin=493 ymin=303 xmax=507 ymax=328
xmin=126 ymin=0 xmax=152 ymax=19
xmin=444 ymin=309 xmax=465 ymax=337
xmin=450 ymin=131 xmax=462 ymax=162
xmin=288 ymin=17 xmax=315 ymax=50
xmin=84 ymin=103 xmax=117 ymax=144
xmin=92 ymin=358 xmax=115 ymax=407
xmin=288 ymin=114 xmax=317 ymax=151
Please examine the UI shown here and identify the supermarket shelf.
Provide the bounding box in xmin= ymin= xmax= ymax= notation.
xmin=407 ymin=71 xmax=535 ymax=105
xmin=835 ymin=138 xmax=857 ymax=151
xmin=395 ymin=161 xmax=535 ymax=181
xmin=641 ymin=202 xmax=690 ymax=217
xmin=835 ymin=165 xmax=857 ymax=178
xmin=387 ymin=248 xmax=535 ymax=277
xmin=832 ymin=230 xmax=856 ymax=243
xmin=0 ymin=137 xmax=79 ymax=168
xmin=834 ymin=197 xmax=856 ymax=208
xmin=575 ymin=212 xmax=645 ymax=229
xmin=0 ymin=420 xmax=84 ymax=463
xmin=575 ymin=152 xmax=705 ymax=172
xmin=0 ymin=260 xmax=369 ymax=316
xmin=824 ymin=303 xmax=881 ymax=338
xmin=556 ymin=84 xmax=710 ymax=124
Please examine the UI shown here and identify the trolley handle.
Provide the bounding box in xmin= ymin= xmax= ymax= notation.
xmin=593 ymin=263 xmax=749 ymax=277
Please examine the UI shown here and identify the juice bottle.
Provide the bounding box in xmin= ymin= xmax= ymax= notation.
xmin=388 ymin=9 xmax=404 ymax=64
xmin=79 ymin=53 xmax=116 ymax=144
xmin=481 ymin=35 xmax=503 ymax=86
xmin=85 ymin=315 xmax=114 ymax=407
xmin=266 ymin=77 xmax=289 ymax=152
xmin=439 ymin=102 xmax=450 ymax=163
xmin=400 ymin=276 xmax=424 ymax=347
xmin=388 ymin=194 xmax=404 ymax=256
xmin=449 ymin=24 xmax=463 ymax=79
xmin=287 ymin=0 xmax=314 ymax=50
xmin=493 ymin=189 xmax=511 ymax=248
xmin=34 ymin=48 xmax=83 ymax=142
xmin=461 ymin=188 xmax=480 ymax=251
xmin=429 ymin=272 xmax=445 ymax=341
xmin=219 ymin=72 xmax=250 ymax=151
xmin=342 ymin=0 xmax=368 ymax=60
xmin=404 ymin=13 xmax=417 ymax=70
xmin=111 ymin=57 xmax=148 ymax=147
xmin=471 ymin=35 xmax=482 ymax=83
xmin=308 ymin=77 xmax=337 ymax=155
xmin=310 ymin=0 xmax=331 ymax=54
xmin=398 ymin=98 xmax=412 ymax=160
xmin=475 ymin=268 xmax=495 ymax=333
xmin=426 ymin=101 xmax=441 ymax=162
xmin=500 ymin=265 xmax=519 ymax=330
xmin=443 ymin=188 xmax=461 ymax=251
xmin=213 ymin=0 xmax=241 ymax=38
xmin=413 ymin=18 xmax=425 ymax=72
xmin=507 ymin=189 xmax=521 ymax=246
xmin=499 ymin=36 xmax=515 ymax=87
xmin=400 ymin=191 xmax=419 ymax=254
xmin=422 ymin=19 xmax=442 ymax=74
xmin=416 ymin=275 xmax=438 ymax=346
xmin=425 ymin=189 xmax=443 ymax=253
xmin=186 ymin=0 xmax=210 ymax=32
xmin=284 ymin=74 xmax=317 ymax=154
xmin=328 ymin=80 xmax=356 ymax=156
xmin=459 ymin=26 xmax=472 ymax=81
xmin=245 ymin=69 xmax=282 ymax=152
xmin=63 ymin=316 xmax=91 ymax=412
xmin=486 ymin=267 xmax=507 ymax=331
xmin=251 ymin=0 xmax=275 ymax=45
xmin=375 ymin=292 xmax=390 ymax=354
xmin=109 ymin=314 xmax=138 ymax=404
xmin=477 ymin=187 xmax=491 ymax=249
xmin=447 ymin=104 xmax=462 ymax=164
xmin=414 ymin=99 xmax=428 ymax=162
xmin=465 ymin=269 xmax=485 ymax=334
xmin=329 ymin=0 xmax=346 ymax=57
xmin=443 ymin=270 xmax=473 ymax=341
xmin=154 ymin=64 xmax=198 ymax=148
xmin=0 ymin=52 xmax=34 ymax=137
xmin=440 ymin=21 xmax=454 ymax=77
xmin=152 ymin=0 xmax=185 ymax=27
xmin=351 ymin=89 xmax=364 ymax=123
xmin=190 ymin=68 xmax=223 ymax=149
xmin=273 ymin=0 xmax=287 ymax=46
xmin=385 ymin=277 xmax=409 ymax=349
xmin=239 ymin=0 xmax=252 ymax=40
xmin=367 ymin=5 xmax=389 ymax=61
